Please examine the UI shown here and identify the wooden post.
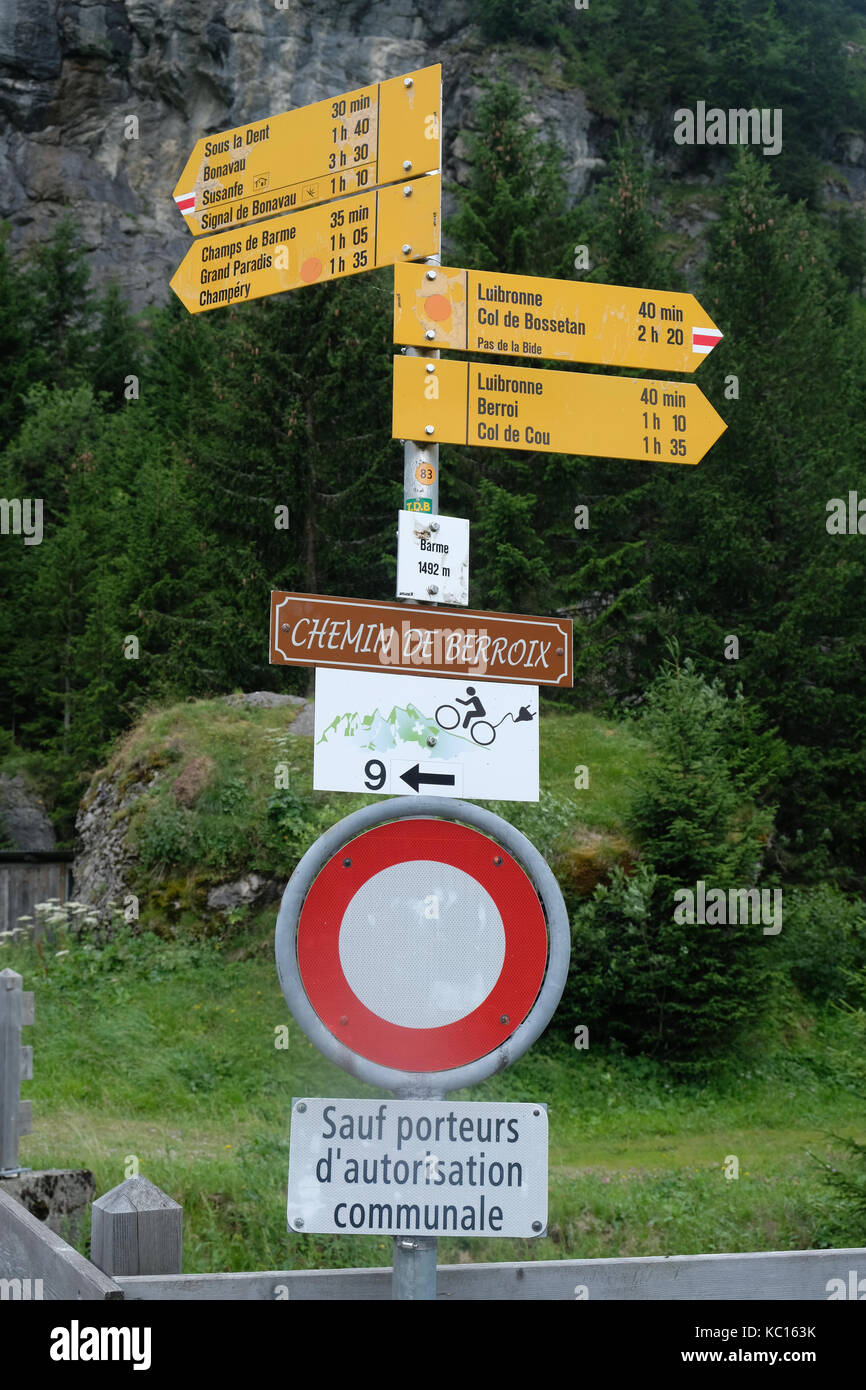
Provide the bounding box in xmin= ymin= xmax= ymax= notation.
xmin=0 ymin=1187 xmax=123 ymax=1300
xmin=0 ymin=968 xmax=33 ymax=1175
xmin=90 ymin=1176 xmax=182 ymax=1277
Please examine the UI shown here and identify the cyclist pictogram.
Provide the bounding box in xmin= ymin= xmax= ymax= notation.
xmin=435 ymin=687 xmax=535 ymax=747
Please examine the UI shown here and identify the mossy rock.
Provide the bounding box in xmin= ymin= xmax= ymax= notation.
xmin=140 ymin=873 xmax=210 ymax=922
xmin=553 ymin=830 xmax=637 ymax=898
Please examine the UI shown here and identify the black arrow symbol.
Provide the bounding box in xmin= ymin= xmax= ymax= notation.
xmin=400 ymin=764 xmax=456 ymax=793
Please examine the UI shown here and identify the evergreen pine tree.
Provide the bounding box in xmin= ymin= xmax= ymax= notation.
xmin=653 ymin=152 xmax=866 ymax=874
xmin=561 ymin=650 xmax=780 ymax=1068
xmin=25 ymin=218 xmax=92 ymax=389
xmin=0 ymin=224 xmax=39 ymax=447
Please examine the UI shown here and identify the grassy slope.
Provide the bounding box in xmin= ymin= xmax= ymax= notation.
xmin=6 ymin=699 xmax=864 ymax=1270
xmin=83 ymin=695 xmax=649 ymax=920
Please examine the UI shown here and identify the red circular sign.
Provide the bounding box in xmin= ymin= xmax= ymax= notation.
xmin=296 ymin=819 xmax=548 ymax=1071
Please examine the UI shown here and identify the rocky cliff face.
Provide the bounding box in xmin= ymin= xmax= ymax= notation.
xmin=2 ymin=4 xmax=864 ymax=310
xmin=0 ymin=772 xmax=55 ymax=849
xmin=0 ymin=0 xmax=601 ymax=309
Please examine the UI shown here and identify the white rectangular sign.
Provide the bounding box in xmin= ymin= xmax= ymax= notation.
xmin=314 ymin=668 xmax=539 ymax=801
xmin=287 ymin=1098 xmax=548 ymax=1237
xmin=396 ymin=510 xmax=469 ymax=606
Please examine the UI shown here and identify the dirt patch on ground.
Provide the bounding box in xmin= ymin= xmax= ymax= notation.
xmin=553 ymin=827 xmax=637 ymax=897
xmin=172 ymin=756 xmax=215 ymax=808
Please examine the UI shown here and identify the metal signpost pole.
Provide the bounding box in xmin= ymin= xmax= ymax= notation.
xmin=401 ymin=259 xmax=441 ymax=516
xmin=391 ymin=1087 xmax=444 ymax=1302
xmin=397 ymin=236 xmax=441 ymax=1299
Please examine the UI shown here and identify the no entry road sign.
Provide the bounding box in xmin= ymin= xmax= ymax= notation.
xmin=275 ymin=798 xmax=570 ymax=1093
xmin=394 ymin=263 xmax=723 ymax=373
xmin=173 ymin=64 xmax=441 ymax=237
xmin=171 ymin=176 xmax=440 ymax=314
xmin=294 ymin=819 xmax=545 ymax=1070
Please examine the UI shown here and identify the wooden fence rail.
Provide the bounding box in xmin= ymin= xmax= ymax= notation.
xmin=0 ymin=1187 xmax=122 ymax=1300
xmin=114 ymin=1248 xmax=866 ymax=1301
xmin=3 ymin=1174 xmax=865 ymax=1301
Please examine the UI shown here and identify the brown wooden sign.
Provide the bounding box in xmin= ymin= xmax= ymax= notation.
xmin=269 ymin=592 xmax=573 ymax=687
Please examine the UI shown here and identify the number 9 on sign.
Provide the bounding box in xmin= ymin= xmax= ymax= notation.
xmin=364 ymin=758 xmax=386 ymax=791
xmin=415 ymin=463 xmax=436 ymax=485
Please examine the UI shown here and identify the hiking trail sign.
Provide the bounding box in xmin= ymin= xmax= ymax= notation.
xmin=313 ymin=669 xmax=539 ymax=802
xmin=392 ymin=356 xmax=727 ymax=465
xmin=393 ymin=263 xmax=723 ymax=373
xmin=274 ymin=797 xmax=570 ymax=1091
xmin=173 ymin=64 xmax=441 ymax=237
xmin=170 ymin=176 xmax=440 ymax=313
xmin=269 ymin=591 xmax=573 ymax=687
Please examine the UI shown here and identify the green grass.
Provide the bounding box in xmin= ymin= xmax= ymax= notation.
xmin=4 ymin=923 xmax=864 ymax=1273
xmin=535 ymin=703 xmax=653 ymax=830
xmin=86 ymin=699 xmax=649 ymax=917
xmin=9 ymin=697 xmax=863 ymax=1272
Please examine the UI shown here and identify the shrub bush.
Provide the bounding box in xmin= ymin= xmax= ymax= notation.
xmin=554 ymin=651 xmax=782 ymax=1070
xmin=776 ymin=885 xmax=866 ymax=1005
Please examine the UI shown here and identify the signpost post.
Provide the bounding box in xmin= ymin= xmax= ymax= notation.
xmin=394 ymin=263 xmax=723 ymax=372
xmin=170 ymin=176 xmax=440 ymax=313
xmin=173 ymin=65 xmax=441 ymax=237
xmin=169 ymin=57 xmax=726 ymax=1301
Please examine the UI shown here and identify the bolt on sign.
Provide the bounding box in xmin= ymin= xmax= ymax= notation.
xmin=392 ymin=356 xmax=727 ymax=465
xmin=394 ymin=263 xmax=723 ymax=373
xmin=173 ymin=64 xmax=441 ymax=236
xmin=269 ymin=591 xmax=573 ymax=687
xmin=171 ymin=176 xmax=440 ymax=313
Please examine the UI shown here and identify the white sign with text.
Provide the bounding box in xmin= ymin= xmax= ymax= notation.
xmin=396 ymin=510 xmax=469 ymax=607
xmin=313 ymin=668 xmax=539 ymax=801
xmin=287 ymin=1098 xmax=548 ymax=1237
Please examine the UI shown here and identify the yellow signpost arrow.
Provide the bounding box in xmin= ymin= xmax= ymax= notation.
xmin=173 ymin=64 xmax=441 ymax=237
xmin=170 ymin=176 xmax=440 ymax=314
xmin=394 ymin=263 xmax=723 ymax=373
xmin=392 ymin=356 xmax=727 ymax=465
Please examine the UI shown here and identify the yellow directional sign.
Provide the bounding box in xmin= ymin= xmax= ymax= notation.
xmin=393 ymin=264 xmax=723 ymax=373
xmin=170 ymin=176 xmax=440 ymax=314
xmin=392 ymin=356 xmax=726 ymax=466
xmin=173 ymin=65 xmax=441 ymax=237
